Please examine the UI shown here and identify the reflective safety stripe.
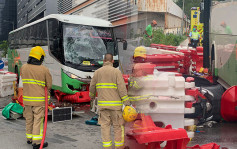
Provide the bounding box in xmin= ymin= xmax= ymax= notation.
xmin=130 ymin=95 xmax=151 ymax=101
xmin=133 ymin=81 xmax=140 ymax=89
xmin=103 ymin=141 xmax=112 ymax=147
xmin=32 ymin=135 xmax=43 ymax=140
xmin=32 ymin=118 xmax=44 ymax=141
xmin=129 ymin=82 xmax=133 ymax=87
xmin=23 ymin=96 xmax=50 ymax=102
xmin=96 ymin=83 xmax=117 ymax=89
xmin=121 ymin=95 xmax=129 ymax=102
xmin=191 ymin=31 xmax=199 ymax=40
xmin=98 ymin=101 xmax=123 ymax=106
xmin=115 ymin=142 xmax=124 ymax=147
xmin=115 ymin=126 xmax=125 ymax=147
xmin=22 ymin=79 xmax=46 ymax=87
xmin=26 ymin=133 xmax=32 ymax=139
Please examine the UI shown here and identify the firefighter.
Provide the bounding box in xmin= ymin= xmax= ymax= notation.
xmin=189 ymin=25 xmax=200 ymax=48
xmin=89 ymin=53 xmax=130 ymax=149
xmin=21 ymin=46 xmax=52 ymax=149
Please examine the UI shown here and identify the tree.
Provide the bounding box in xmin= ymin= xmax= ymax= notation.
xmin=176 ymin=0 xmax=202 ymax=19
xmin=0 ymin=40 xmax=9 ymax=57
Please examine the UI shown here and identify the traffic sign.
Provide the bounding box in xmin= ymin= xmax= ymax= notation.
xmin=0 ymin=60 xmax=5 ymax=69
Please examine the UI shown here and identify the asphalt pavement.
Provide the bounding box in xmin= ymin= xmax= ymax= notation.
xmin=0 ymin=96 xmax=101 ymax=149
xmin=1 ymin=96 xmax=237 ymax=149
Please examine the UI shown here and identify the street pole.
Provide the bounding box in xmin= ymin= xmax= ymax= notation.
xmin=203 ymin=0 xmax=211 ymax=68
xmin=181 ymin=0 xmax=185 ymax=35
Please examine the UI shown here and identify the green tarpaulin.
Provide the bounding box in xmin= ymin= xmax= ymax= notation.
xmin=2 ymin=103 xmax=23 ymax=119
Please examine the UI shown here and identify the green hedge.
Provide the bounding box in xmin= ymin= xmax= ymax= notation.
xmin=143 ymin=29 xmax=186 ymax=46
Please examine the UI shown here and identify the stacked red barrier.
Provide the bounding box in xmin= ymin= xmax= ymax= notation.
xmin=150 ymin=44 xmax=204 ymax=73
xmin=147 ymin=44 xmax=189 ymax=73
xmin=195 ymin=47 xmax=204 ymax=72
xmin=134 ymin=54 xmax=185 ymax=73
xmin=133 ymin=44 xmax=205 ymax=74
xmin=151 ymin=44 xmax=177 ymax=51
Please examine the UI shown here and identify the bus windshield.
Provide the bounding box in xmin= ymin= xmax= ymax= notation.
xmin=63 ymin=24 xmax=118 ymax=71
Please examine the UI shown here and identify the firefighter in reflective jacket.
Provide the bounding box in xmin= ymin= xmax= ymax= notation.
xmin=89 ymin=53 xmax=130 ymax=149
xmin=21 ymin=46 xmax=52 ymax=149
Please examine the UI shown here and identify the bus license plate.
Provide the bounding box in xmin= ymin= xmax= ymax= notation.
xmin=83 ymin=61 xmax=91 ymax=65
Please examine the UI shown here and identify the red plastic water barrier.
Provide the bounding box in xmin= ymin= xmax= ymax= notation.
xmin=132 ymin=63 xmax=156 ymax=77
xmin=185 ymin=102 xmax=194 ymax=108
xmin=62 ymin=91 xmax=90 ymax=103
xmin=186 ymin=88 xmax=206 ymax=101
xmin=188 ymin=47 xmax=204 ymax=72
xmin=150 ymin=44 xmax=162 ymax=48
xmin=150 ymin=44 xmax=168 ymax=49
xmin=126 ymin=114 xmax=190 ymax=149
xmin=196 ymin=46 xmax=204 ymax=52
xmin=221 ymin=86 xmax=237 ymax=122
xmin=186 ymin=77 xmax=195 ymax=82
xmin=123 ymin=74 xmax=130 ymax=84
xmin=187 ymin=143 xmax=220 ymax=149
xmin=148 ymin=45 xmax=194 ymax=74
xmin=54 ymin=90 xmax=90 ymax=103
xmin=126 ymin=114 xmax=221 ymax=149
xmin=166 ymin=46 xmax=177 ymax=51
xmin=146 ymin=54 xmax=184 ymax=63
xmin=54 ymin=90 xmax=67 ymax=101
xmin=150 ymin=44 xmax=177 ymax=51
xmin=12 ymin=95 xmax=24 ymax=107
xmin=154 ymin=62 xmax=180 ymax=68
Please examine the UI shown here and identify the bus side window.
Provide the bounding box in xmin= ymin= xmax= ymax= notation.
xmin=14 ymin=32 xmax=18 ymax=49
xmin=48 ymin=19 xmax=64 ymax=64
xmin=8 ymin=33 xmax=14 ymax=50
xmin=38 ymin=21 xmax=47 ymax=46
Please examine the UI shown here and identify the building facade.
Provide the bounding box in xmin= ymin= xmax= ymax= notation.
xmin=61 ymin=0 xmax=189 ymax=39
xmin=0 ymin=0 xmax=17 ymax=41
xmin=17 ymin=0 xmax=58 ymax=28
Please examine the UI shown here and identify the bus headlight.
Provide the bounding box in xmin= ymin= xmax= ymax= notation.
xmin=63 ymin=70 xmax=77 ymax=78
xmin=63 ymin=70 xmax=91 ymax=83
xmin=70 ymin=74 xmax=79 ymax=79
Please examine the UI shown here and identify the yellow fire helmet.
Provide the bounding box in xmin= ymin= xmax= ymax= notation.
xmin=123 ymin=105 xmax=138 ymax=122
xmin=29 ymin=46 xmax=46 ymax=60
xmin=134 ymin=46 xmax=146 ymax=59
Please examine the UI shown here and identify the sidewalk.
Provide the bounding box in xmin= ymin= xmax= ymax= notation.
xmin=180 ymin=39 xmax=189 ymax=47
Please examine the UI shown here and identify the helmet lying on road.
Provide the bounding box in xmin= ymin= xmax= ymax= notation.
xmin=123 ymin=105 xmax=138 ymax=122
xmin=29 ymin=46 xmax=45 ymax=61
